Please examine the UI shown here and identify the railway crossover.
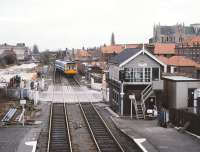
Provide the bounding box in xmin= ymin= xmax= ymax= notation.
xmin=80 ymin=102 xmax=125 ymax=152
xmin=47 ymin=103 xmax=72 ymax=152
xmin=44 ymin=71 xmax=141 ymax=152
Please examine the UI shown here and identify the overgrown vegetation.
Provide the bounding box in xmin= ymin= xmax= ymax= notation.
xmin=40 ymin=50 xmax=50 ymax=65
xmin=0 ymin=53 xmax=17 ymax=67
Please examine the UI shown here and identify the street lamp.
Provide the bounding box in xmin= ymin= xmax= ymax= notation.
xmin=129 ymin=94 xmax=135 ymax=119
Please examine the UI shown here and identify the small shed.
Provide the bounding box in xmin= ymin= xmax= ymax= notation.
xmin=163 ymin=76 xmax=200 ymax=109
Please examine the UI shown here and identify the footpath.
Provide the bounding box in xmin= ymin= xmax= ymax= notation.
xmin=97 ymin=103 xmax=200 ymax=152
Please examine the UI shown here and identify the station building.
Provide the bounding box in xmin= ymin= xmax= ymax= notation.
xmin=108 ymin=47 xmax=167 ymax=118
xmin=163 ymin=76 xmax=200 ymax=109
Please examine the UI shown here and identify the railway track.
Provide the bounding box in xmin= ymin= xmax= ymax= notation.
xmin=67 ymin=78 xmax=79 ymax=86
xmin=44 ymin=70 xmax=141 ymax=152
xmin=47 ymin=103 xmax=72 ymax=152
xmin=66 ymin=104 xmax=98 ymax=152
xmin=80 ymin=102 xmax=125 ymax=152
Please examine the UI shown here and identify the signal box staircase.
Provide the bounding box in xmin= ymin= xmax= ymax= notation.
xmin=132 ymin=84 xmax=153 ymax=119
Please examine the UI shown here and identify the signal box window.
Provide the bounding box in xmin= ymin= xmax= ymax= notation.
xmin=152 ymin=68 xmax=159 ymax=81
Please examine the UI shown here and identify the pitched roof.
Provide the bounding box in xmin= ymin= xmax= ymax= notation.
xmin=157 ymin=55 xmax=200 ymax=68
xmin=154 ymin=43 xmax=176 ymax=54
xmin=160 ymin=26 xmax=176 ymax=35
xmin=100 ymin=44 xmax=140 ymax=54
xmin=75 ymin=49 xmax=91 ymax=59
xmin=156 ymin=56 xmax=169 ymax=65
xmin=109 ymin=48 xmax=141 ymax=64
xmin=184 ymin=26 xmax=195 ymax=35
xmin=100 ymin=45 xmax=124 ymax=54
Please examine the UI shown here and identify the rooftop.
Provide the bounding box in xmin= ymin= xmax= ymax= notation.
xmin=100 ymin=44 xmax=140 ymax=54
xmin=100 ymin=45 xmax=124 ymax=54
xmin=163 ymin=76 xmax=199 ymax=81
xmin=109 ymin=48 xmax=141 ymax=64
xmin=157 ymin=55 xmax=200 ymax=68
xmin=182 ymin=36 xmax=200 ymax=46
xmin=154 ymin=43 xmax=176 ymax=55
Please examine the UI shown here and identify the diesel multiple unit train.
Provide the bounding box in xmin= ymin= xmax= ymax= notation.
xmin=55 ymin=60 xmax=77 ymax=77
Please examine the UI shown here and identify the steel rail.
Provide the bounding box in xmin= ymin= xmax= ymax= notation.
xmin=80 ymin=102 xmax=125 ymax=152
xmin=67 ymin=78 xmax=79 ymax=87
xmin=91 ymin=103 xmax=125 ymax=152
xmin=79 ymin=102 xmax=101 ymax=152
xmin=64 ymin=103 xmax=73 ymax=152
xmin=46 ymin=103 xmax=53 ymax=152
xmin=47 ymin=73 xmax=73 ymax=152
xmin=48 ymin=103 xmax=72 ymax=152
xmin=47 ymin=82 xmax=55 ymax=152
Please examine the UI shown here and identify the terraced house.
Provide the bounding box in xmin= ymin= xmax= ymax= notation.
xmin=108 ymin=47 xmax=167 ymax=118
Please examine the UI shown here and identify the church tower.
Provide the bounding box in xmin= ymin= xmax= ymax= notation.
xmin=111 ymin=32 xmax=116 ymax=45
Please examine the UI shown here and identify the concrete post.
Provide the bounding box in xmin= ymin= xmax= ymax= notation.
xmin=131 ymin=99 xmax=133 ymax=119
xmin=41 ymin=78 xmax=44 ymax=91
xmin=120 ymin=82 xmax=124 ymax=116
xmin=34 ymin=90 xmax=39 ymax=105
xmin=129 ymin=94 xmax=135 ymax=119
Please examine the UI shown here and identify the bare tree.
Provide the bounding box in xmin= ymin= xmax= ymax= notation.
xmin=40 ymin=50 xmax=50 ymax=65
xmin=32 ymin=44 xmax=39 ymax=54
xmin=0 ymin=49 xmax=17 ymax=66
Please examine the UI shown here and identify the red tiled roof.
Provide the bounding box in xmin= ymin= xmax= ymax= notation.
xmin=154 ymin=43 xmax=176 ymax=55
xmin=156 ymin=56 xmax=169 ymax=65
xmin=183 ymin=36 xmax=200 ymax=45
xmin=100 ymin=44 xmax=140 ymax=54
xmin=75 ymin=49 xmax=91 ymax=59
xmin=101 ymin=45 xmax=124 ymax=54
xmin=157 ymin=55 xmax=200 ymax=68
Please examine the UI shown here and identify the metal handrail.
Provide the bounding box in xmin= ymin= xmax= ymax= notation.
xmin=141 ymin=84 xmax=153 ymax=102
xmin=141 ymin=83 xmax=151 ymax=95
xmin=143 ymin=86 xmax=153 ymax=101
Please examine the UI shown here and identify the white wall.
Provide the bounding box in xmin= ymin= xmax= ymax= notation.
xmin=91 ymin=77 xmax=102 ymax=90
xmin=109 ymin=64 xmax=119 ymax=81
xmin=176 ymin=81 xmax=200 ymax=109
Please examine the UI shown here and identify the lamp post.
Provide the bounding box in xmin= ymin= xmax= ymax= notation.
xmin=129 ymin=94 xmax=135 ymax=119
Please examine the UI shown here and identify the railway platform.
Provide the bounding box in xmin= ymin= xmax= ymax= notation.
xmin=95 ymin=103 xmax=200 ymax=152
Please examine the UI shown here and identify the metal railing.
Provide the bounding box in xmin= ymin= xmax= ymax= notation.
xmin=141 ymin=83 xmax=153 ymax=103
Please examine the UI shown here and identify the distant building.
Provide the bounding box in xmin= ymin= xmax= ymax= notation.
xmin=175 ymin=36 xmax=200 ymax=63
xmin=111 ymin=32 xmax=116 ymax=45
xmin=0 ymin=43 xmax=30 ymax=62
xmin=150 ymin=23 xmax=200 ymax=44
xmin=158 ymin=55 xmax=200 ymax=78
xmin=108 ymin=47 xmax=167 ymax=117
xmin=163 ymin=76 xmax=200 ymax=109
xmin=75 ymin=49 xmax=92 ymax=61
xmin=100 ymin=44 xmax=140 ymax=62
xmin=147 ymin=43 xmax=176 ymax=58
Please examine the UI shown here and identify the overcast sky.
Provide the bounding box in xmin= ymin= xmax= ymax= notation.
xmin=0 ymin=0 xmax=200 ymax=51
